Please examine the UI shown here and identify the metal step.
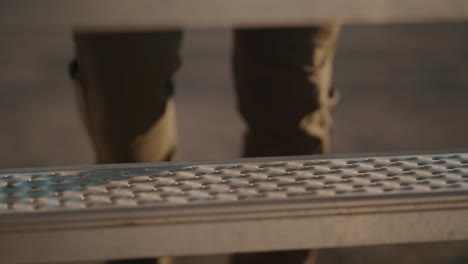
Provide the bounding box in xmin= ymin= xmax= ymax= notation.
xmin=1 ymin=0 xmax=468 ymax=32
xmin=1 ymin=151 xmax=468 ymax=263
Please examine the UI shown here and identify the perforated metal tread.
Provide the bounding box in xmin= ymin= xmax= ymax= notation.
xmin=1 ymin=151 xmax=468 ymax=213
xmin=1 ymin=151 xmax=468 ymax=264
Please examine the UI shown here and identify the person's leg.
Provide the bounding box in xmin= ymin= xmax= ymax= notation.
xmin=71 ymin=30 xmax=183 ymax=164
xmin=71 ymin=30 xmax=182 ymax=264
xmin=233 ymin=25 xmax=340 ymax=158
xmin=231 ymin=25 xmax=340 ymax=264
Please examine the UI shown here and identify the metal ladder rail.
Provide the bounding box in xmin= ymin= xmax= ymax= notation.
xmin=1 ymin=0 xmax=468 ymax=32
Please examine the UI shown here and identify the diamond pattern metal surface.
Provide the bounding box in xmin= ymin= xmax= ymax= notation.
xmin=1 ymin=153 xmax=468 ymax=212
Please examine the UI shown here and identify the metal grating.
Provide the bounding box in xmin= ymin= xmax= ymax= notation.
xmin=1 ymin=152 xmax=468 ymax=212
xmin=1 ymin=151 xmax=468 ymax=263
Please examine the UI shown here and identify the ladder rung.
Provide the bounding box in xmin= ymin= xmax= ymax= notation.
xmin=1 ymin=151 xmax=468 ymax=263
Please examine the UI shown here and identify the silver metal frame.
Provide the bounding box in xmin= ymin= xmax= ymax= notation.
xmin=1 ymin=151 xmax=468 ymax=263
xmin=1 ymin=0 xmax=468 ymax=32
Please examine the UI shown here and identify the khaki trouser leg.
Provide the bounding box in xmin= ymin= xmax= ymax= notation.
xmin=71 ymin=31 xmax=183 ymax=264
xmin=233 ymin=24 xmax=340 ymax=157
xmin=300 ymin=24 xmax=340 ymax=153
xmin=231 ymin=24 xmax=341 ymax=264
xmin=72 ymin=31 xmax=183 ymax=164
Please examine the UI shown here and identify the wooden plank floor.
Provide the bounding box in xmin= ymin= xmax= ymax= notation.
xmin=0 ymin=22 xmax=468 ymax=263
